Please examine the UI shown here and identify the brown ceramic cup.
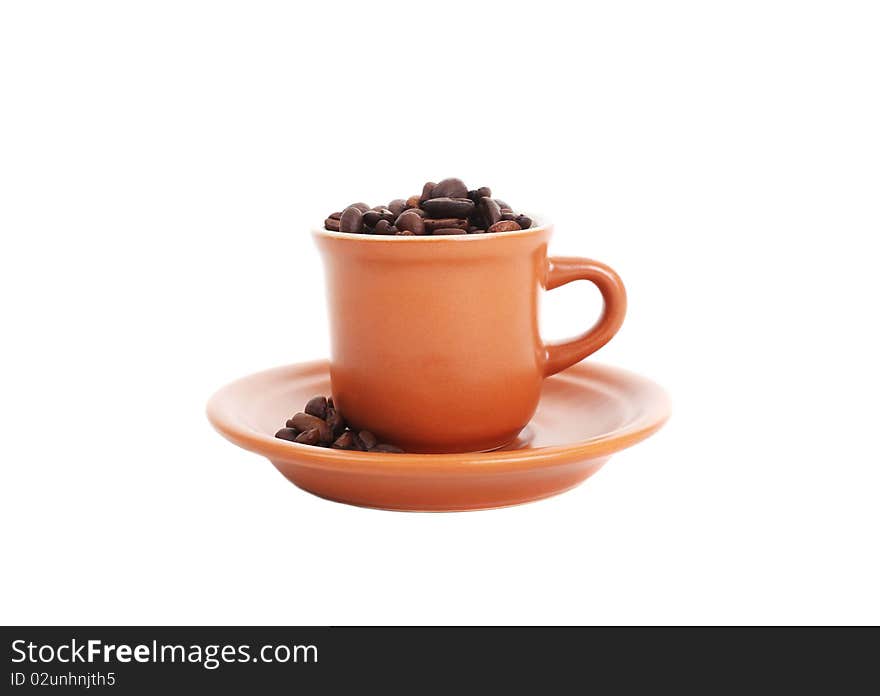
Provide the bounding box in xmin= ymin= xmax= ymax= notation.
xmin=312 ymin=222 xmax=626 ymax=453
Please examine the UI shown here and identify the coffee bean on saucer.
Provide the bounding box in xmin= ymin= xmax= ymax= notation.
xmin=348 ymin=202 xmax=371 ymax=213
xmin=388 ymin=199 xmax=407 ymax=216
xmin=324 ymin=217 xmax=341 ymax=231
xmin=371 ymin=443 xmax=405 ymax=453
xmin=305 ymin=395 xmax=328 ymax=420
xmin=275 ymin=427 xmax=300 ymax=442
xmin=430 ymin=177 xmax=468 ymax=200
xmin=329 ymin=212 xmax=342 ymax=220
xmin=433 ymin=227 xmax=466 ymax=235
xmin=401 ymin=207 xmax=425 ymax=217
xmin=488 ymin=220 xmax=522 ymax=233
xmin=332 ymin=431 xmax=363 ymax=450
xmin=494 ymin=199 xmax=510 ymax=210
xmin=424 ymin=217 xmax=468 ymax=232
xmin=295 ymin=428 xmax=321 ymax=446
xmin=516 ymin=215 xmax=532 ymax=229
xmin=422 ymin=197 xmax=475 ymax=219
xmin=396 ymin=211 xmax=425 ymax=235
xmin=326 ymin=407 xmax=345 ymax=437
xmin=359 ymin=430 xmax=378 ymax=450
xmin=406 ymin=195 xmax=422 ymax=209
xmin=420 ymin=182 xmax=436 ymax=203
xmin=340 ymin=206 xmax=364 ymax=234
xmin=290 ymin=412 xmax=332 ymax=443
xmin=501 ymin=211 xmax=518 ymax=221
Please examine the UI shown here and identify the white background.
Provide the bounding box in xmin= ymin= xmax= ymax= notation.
xmin=1 ymin=1 xmax=878 ymax=625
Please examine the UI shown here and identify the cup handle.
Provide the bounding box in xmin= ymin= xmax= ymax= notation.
xmin=543 ymin=257 xmax=627 ymax=377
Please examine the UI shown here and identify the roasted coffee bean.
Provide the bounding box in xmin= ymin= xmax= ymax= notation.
xmin=422 ymin=197 xmax=475 ymax=218
xmin=275 ymin=427 xmax=299 ymax=442
xmin=388 ymin=199 xmax=407 ymax=216
xmin=420 ymin=181 xmax=436 ymax=203
xmin=494 ymin=199 xmax=510 ymax=210
xmin=371 ymin=443 xmax=405 ymax=453
xmin=406 ymin=195 xmax=422 ymax=209
xmin=295 ymin=428 xmax=321 ymax=446
xmin=340 ymin=206 xmax=364 ymax=234
xmin=488 ymin=220 xmax=522 ymax=233
xmin=433 ymin=227 xmax=465 ymax=235
xmin=430 ymin=177 xmax=468 ymax=200
xmin=516 ymin=215 xmax=532 ymax=229
xmin=501 ymin=211 xmax=518 ymax=221
xmin=363 ymin=210 xmax=383 ymax=228
xmin=329 ymin=211 xmax=343 ymax=220
xmin=402 ymin=207 xmax=425 ymax=217
xmin=396 ymin=211 xmax=426 ymax=235
xmin=290 ymin=412 xmax=332 ymax=443
xmin=359 ymin=430 xmax=378 ymax=450
xmin=305 ymin=395 xmax=328 ymax=420
xmin=332 ymin=431 xmax=362 ymax=450
xmin=349 ymin=202 xmax=370 ymax=213
xmin=479 ymin=197 xmax=502 ymax=227
xmin=467 ymin=186 xmax=492 ymax=202
xmin=324 ymin=217 xmax=341 ymax=231
xmin=326 ymin=407 xmax=345 ymax=437
xmin=374 ymin=219 xmax=394 ymax=235
xmin=424 ymin=217 xmax=468 ymax=231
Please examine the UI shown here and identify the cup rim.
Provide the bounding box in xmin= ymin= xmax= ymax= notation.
xmin=312 ymin=215 xmax=549 ymax=242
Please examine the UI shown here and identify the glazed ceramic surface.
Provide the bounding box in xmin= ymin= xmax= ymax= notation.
xmin=313 ymin=223 xmax=627 ymax=453
xmin=206 ymin=360 xmax=669 ymax=512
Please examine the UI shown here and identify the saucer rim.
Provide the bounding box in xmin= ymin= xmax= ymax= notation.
xmin=206 ymin=360 xmax=670 ymax=474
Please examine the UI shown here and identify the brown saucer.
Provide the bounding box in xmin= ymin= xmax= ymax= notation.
xmin=206 ymin=361 xmax=670 ymax=511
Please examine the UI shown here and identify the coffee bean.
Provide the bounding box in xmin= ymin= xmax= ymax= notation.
xmin=289 ymin=412 xmax=332 ymax=443
xmin=420 ymin=182 xmax=436 ymax=203
xmin=430 ymin=177 xmax=468 ymax=200
xmin=516 ymin=215 xmax=532 ymax=229
xmin=329 ymin=212 xmax=343 ymax=220
xmin=424 ymin=217 xmax=468 ymax=231
xmin=275 ymin=427 xmax=299 ymax=442
xmin=501 ymin=211 xmax=518 ymax=221
xmin=340 ymin=206 xmax=364 ymax=234
xmin=295 ymin=428 xmax=321 ymax=446
xmin=488 ymin=220 xmax=522 ymax=233
xmin=467 ymin=186 xmax=492 ymax=202
xmin=479 ymin=197 xmax=502 ymax=227
xmin=359 ymin=430 xmax=378 ymax=450
xmin=374 ymin=219 xmax=394 ymax=235
xmin=363 ymin=210 xmax=382 ymax=228
xmin=371 ymin=443 xmax=405 ymax=453
xmin=422 ymin=197 xmax=475 ymax=218
xmin=324 ymin=218 xmax=341 ymax=231
xmin=349 ymin=202 xmax=370 ymax=213
xmin=406 ymin=195 xmax=422 ymax=209
xmin=326 ymin=407 xmax=345 ymax=437
xmin=494 ymin=199 xmax=510 ymax=210
xmin=332 ymin=431 xmax=362 ymax=450
xmin=401 ymin=207 xmax=425 ymax=217
xmin=305 ymin=395 xmax=328 ymax=420
xmin=388 ymin=199 xmax=407 ymax=216
xmin=433 ymin=228 xmax=465 ymax=235
xmin=396 ymin=211 xmax=426 ymax=235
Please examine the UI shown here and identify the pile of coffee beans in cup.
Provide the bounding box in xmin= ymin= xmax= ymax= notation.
xmin=275 ymin=396 xmax=404 ymax=453
xmin=323 ymin=177 xmax=533 ymax=236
